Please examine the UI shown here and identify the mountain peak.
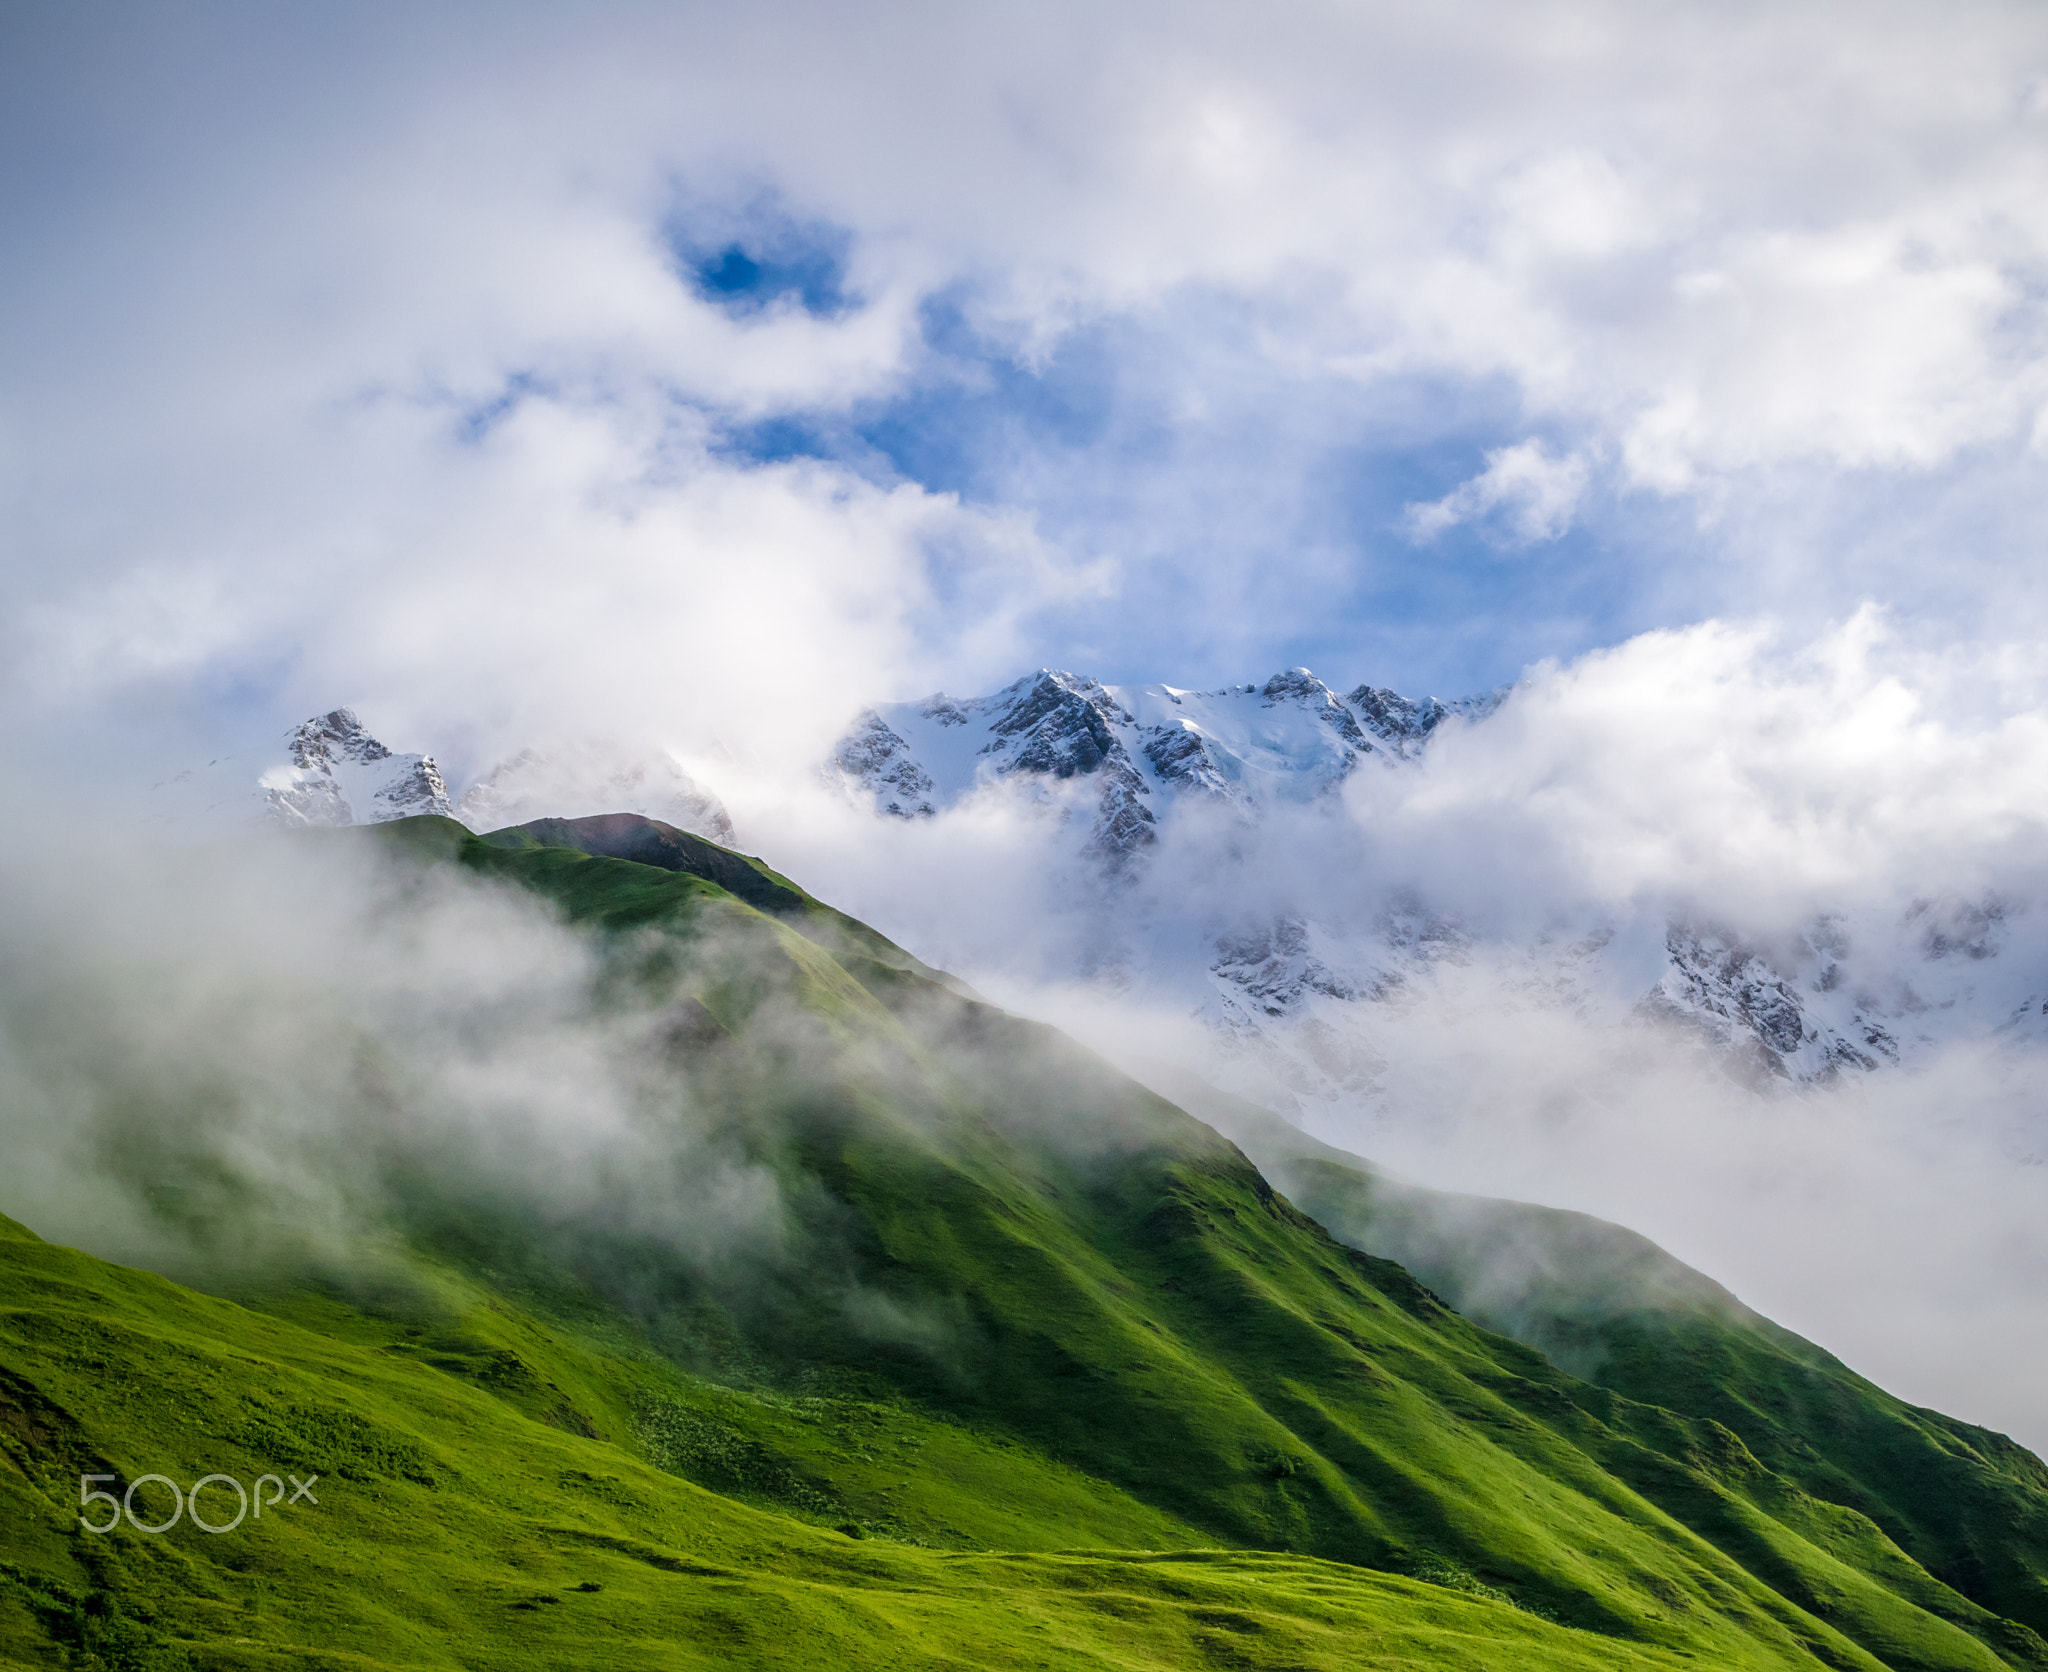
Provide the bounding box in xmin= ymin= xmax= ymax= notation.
xmin=831 ymin=665 xmax=1492 ymax=876
xmin=455 ymin=742 xmax=734 ymax=844
xmin=287 ymin=706 xmax=393 ymax=770
xmin=264 ymin=709 xmax=450 ymax=827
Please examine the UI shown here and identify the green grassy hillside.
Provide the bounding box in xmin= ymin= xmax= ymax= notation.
xmin=1192 ymin=1087 xmax=2048 ymax=1657
xmin=0 ymin=1210 xmax=1711 ymax=1672
xmin=0 ymin=812 xmax=2043 ymax=1670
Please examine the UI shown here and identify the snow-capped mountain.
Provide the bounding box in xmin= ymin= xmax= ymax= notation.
xmin=151 ymin=711 xmax=733 ymax=845
xmin=267 ymin=708 xmax=454 ymax=826
xmin=149 ymin=708 xmax=453 ymax=832
xmin=832 ymin=667 xmax=1500 ymax=871
xmin=1191 ymin=889 xmax=2045 ymax=1113
xmin=148 ymin=684 xmax=2045 ymax=1116
xmin=830 ymin=667 xmax=2046 ymax=1110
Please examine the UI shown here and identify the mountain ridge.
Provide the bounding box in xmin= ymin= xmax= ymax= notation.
xmin=830 ymin=666 xmax=1503 ymax=868
xmin=825 ymin=667 xmax=2048 ymax=1104
xmin=148 ymin=708 xmax=736 ymax=846
xmin=148 ymin=683 xmax=2048 ymax=1110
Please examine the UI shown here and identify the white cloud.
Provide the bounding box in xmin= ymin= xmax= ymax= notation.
xmin=737 ymin=612 xmax=2048 ymax=1445
xmin=1360 ymin=609 xmax=2048 ymax=925
xmin=6 ymin=0 xmax=2048 ymax=760
xmin=1405 ymin=440 xmax=1591 ymax=545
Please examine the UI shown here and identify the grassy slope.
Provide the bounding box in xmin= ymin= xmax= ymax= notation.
xmin=449 ymin=817 xmax=2048 ymax=1668
xmin=0 ymin=1213 xmax=1693 ymax=1672
xmin=0 ymin=814 xmax=2044 ymax=1669
xmin=1186 ymin=1083 xmax=2048 ymax=1662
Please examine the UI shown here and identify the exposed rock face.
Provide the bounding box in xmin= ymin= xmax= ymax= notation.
xmin=830 ymin=665 xmax=2043 ymax=1107
xmin=1142 ymin=723 xmax=1238 ymax=803
xmin=830 ymin=666 xmax=1442 ymax=874
xmin=287 ymin=708 xmax=393 ymax=770
xmin=1214 ymin=917 xmax=1371 ymax=1015
xmin=831 ymin=713 xmax=936 ymax=818
xmin=1345 ymin=685 xmax=1502 ymax=756
xmin=261 ymin=708 xmax=452 ymax=827
xmin=1634 ymin=913 xmax=1998 ymax=1084
xmin=1641 ymin=925 xmax=1840 ymax=1083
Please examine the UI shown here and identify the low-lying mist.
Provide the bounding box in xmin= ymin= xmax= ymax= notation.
xmin=949 ymin=939 xmax=2048 ymax=1455
xmin=0 ymin=826 xmax=897 ymax=1364
xmin=0 ymin=813 xmax=1226 ymax=1399
xmin=717 ymin=615 xmax=2048 ymax=1452
xmin=11 ymin=610 xmax=2048 ymax=1451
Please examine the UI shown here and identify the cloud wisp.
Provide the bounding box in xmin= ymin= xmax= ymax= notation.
xmin=0 ymin=825 xmax=836 ymax=1345
xmin=1405 ymin=441 xmax=1592 ymax=547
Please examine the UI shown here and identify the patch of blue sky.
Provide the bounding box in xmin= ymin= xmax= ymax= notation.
xmin=710 ymin=286 xmax=1136 ymax=486
xmin=706 ymin=278 xmax=1696 ymax=702
xmin=665 ymin=200 xmax=853 ymax=319
xmin=876 ymin=290 xmax=1134 ymax=487
xmin=1288 ymin=424 xmax=1691 ymax=698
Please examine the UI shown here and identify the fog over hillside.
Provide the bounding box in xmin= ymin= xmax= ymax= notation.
xmin=7 ymin=0 xmax=2048 ymax=1460
xmin=737 ymin=616 xmax=2048 ymax=1452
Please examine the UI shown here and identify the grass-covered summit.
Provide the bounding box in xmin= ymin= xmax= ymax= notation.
xmin=0 ymin=812 xmax=2043 ymax=1670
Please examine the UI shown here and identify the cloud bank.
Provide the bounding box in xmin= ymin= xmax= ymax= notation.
xmin=0 ymin=832 xmax=785 ymax=1282
xmin=740 ymin=612 xmax=2048 ymax=1448
xmin=7 ymin=0 xmax=2048 ymax=775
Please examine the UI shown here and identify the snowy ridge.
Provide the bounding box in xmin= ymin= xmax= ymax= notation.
xmin=153 ymin=711 xmax=732 ymax=845
xmin=1193 ymin=888 xmax=2044 ymax=1115
xmin=265 ymin=708 xmax=454 ymax=827
xmin=1640 ymin=901 xmax=2037 ymax=1082
xmin=149 ymin=708 xmax=453 ymax=832
xmin=833 ymin=667 xmax=1500 ymax=872
xmin=831 ymin=666 xmax=2044 ymax=1105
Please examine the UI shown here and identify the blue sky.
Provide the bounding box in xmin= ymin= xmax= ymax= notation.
xmin=647 ymin=202 xmax=1770 ymax=702
xmin=653 ymin=198 xmax=1688 ymax=696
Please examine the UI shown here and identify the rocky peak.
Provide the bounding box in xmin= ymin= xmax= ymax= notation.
xmin=830 ymin=663 xmax=1501 ymax=870
xmin=1262 ymin=668 xmax=1371 ymax=751
xmin=980 ymin=672 xmax=1156 ymax=871
xmin=833 ymin=713 xmax=936 ymax=819
xmin=264 ymin=710 xmax=451 ymax=828
xmin=1347 ymin=685 xmax=1448 ymax=746
xmin=288 ymin=707 xmax=394 ymax=770
xmin=985 ymin=671 xmax=1135 ymax=780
